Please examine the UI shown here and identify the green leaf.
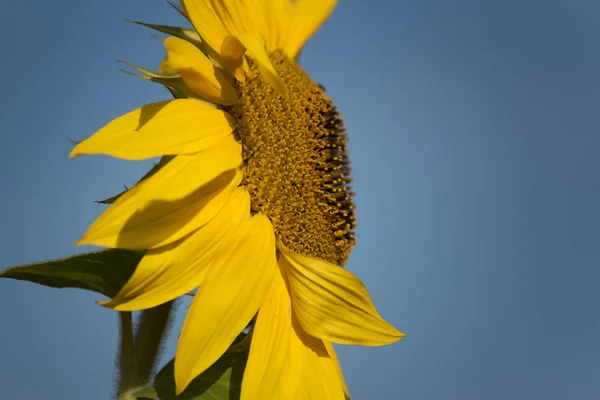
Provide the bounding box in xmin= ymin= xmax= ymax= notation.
xmin=0 ymin=249 xmax=143 ymax=298
xmin=134 ymin=334 xmax=249 ymax=400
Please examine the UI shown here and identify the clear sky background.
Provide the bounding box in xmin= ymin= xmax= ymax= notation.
xmin=1 ymin=0 xmax=599 ymax=399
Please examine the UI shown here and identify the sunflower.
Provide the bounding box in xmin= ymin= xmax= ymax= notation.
xmin=71 ymin=0 xmax=404 ymax=398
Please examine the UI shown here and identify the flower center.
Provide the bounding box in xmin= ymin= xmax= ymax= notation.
xmin=230 ymin=52 xmax=356 ymax=266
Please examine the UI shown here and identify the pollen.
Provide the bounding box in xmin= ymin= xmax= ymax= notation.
xmin=230 ymin=52 xmax=356 ymax=266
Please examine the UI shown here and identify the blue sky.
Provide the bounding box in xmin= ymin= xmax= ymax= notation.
xmin=1 ymin=0 xmax=599 ymax=399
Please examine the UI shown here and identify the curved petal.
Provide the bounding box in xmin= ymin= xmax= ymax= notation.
xmin=181 ymin=0 xmax=228 ymax=55
xmin=76 ymin=170 xmax=242 ymax=250
xmin=281 ymin=0 xmax=339 ymax=59
xmin=242 ymin=257 xmax=345 ymax=400
xmin=242 ymin=260 xmax=303 ymax=399
xmin=280 ymin=247 xmax=405 ymax=346
xmin=99 ymin=187 xmax=251 ymax=311
xmin=163 ymin=36 xmax=237 ymax=105
xmin=234 ymin=33 xmax=285 ymax=91
xmin=174 ymin=213 xmax=277 ymax=394
xmin=69 ymin=99 xmax=236 ymax=160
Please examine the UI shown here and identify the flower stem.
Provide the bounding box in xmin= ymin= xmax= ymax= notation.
xmin=114 ymin=302 xmax=175 ymax=399
xmin=130 ymin=301 xmax=175 ymax=387
xmin=116 ymin=311 xmax=135 ymax=399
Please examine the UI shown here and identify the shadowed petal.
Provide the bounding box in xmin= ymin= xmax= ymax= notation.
xmin=135 ymin=134 xmax=241 ymax=202
xmin=99 ymin=187 xmax=251 ymax=311
xmin=76 ymin=170 xmax=242 ymax=249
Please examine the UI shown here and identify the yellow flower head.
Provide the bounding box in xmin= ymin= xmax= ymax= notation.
xmin=70 ymin=1 xmax=404 ymax=398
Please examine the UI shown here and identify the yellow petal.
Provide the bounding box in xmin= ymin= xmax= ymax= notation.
xmin=280 ymin=248 xmax=405 ymax=346
xmin=181 ymin=1 xmax=273 ymax=81
xmin=69 ymin=99 xmax=235 ymax=160
xmin=242 ymin=257 xmax=345 ymax=400
xmin=135 ymin=134 xmax=241 ymax=202
xmin=99 ymin=187 xmax=251 ymax=311
xmin=259 ymin=0 xmax=292 ymax=52
xmin=296 ymin=330 xmax=345 ymax=400
xmin=220 ymin=35 xmax=248 ymax=80
xmin=163 ymin=36 xmax=237 ymax=105
xmin=159 ymin=58 xmax=174 ymax=73
xmin=323 ymin=341 xmax=350 ymax=399
xmin=76 ymin=169 xmax=241 ymax=250
xmin=210 ymin=0 xmax=256 ymax=37
xmin=175 ymin=214 xmax=277 ymax=394
xmin=181 ymin=0 xmax=229 ymax=55
xmin=281 ymin=0 xmax=339 ymax=59
xmin=242 ymin=261 xmax=303 ymax=400
xmin=234 ymin=33 xmax=285 ymax=92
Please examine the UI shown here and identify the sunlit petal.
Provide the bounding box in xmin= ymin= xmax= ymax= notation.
xmin=282 ymin=0 xmax=339 ymax=59
xmin=163 ymin=36 xmax=237 ymax=105
xmin=69 ymin=99 xmax=236 ymax=159
xmin=234 ymin=33 xmax=285 ymax=91
xmin=181 ymin=0 xmax=228 ymax=55
xmin=175 ymin=214 xmax=277 ymax=394
xmin=281 ymin=247 xmax=405 ymax=346
xmin=323 ymin=340 xmax=350 ymax=398
xmin=242 ymin=260 xmax=303 ymax=399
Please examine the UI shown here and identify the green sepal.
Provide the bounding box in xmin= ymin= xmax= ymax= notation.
xmin=118 ymin=62 xmax=220 ymax=107
xmin=120 ymin=61 xmax=181 ymax=80
xmin=133 ymin=333 xmax=249 ymax=400
xmin=127 ymin=20 xmax=203 ymax=49
xmin=118 ymin=61 xmax=202 ymax=99
xmin=167 ymin=1 xmax=188 ymax=19
xmin=0 ymin=249 xmax=143 ymax=298
xmin=128 ymin=19 xmax=229 ymax=74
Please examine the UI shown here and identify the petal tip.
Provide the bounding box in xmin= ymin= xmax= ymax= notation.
xmin=174 ymin=361 xmax=192 ymax=395
xmin=174 ymin=385 xmax=186 ymax=396
xmin=74 ymin=233 xmax=102 ymax=247
xmin=395 ymin=329 xmax=407 ymax=340
xmin=96 ymin=299 xmax=114 ymax=309
xmin=274 ymin=79 xmax=286 ymax=93
xmin=68 ymin=147 xmax=81 ymax=158
xmin=382 ymin=327 xmax=407 ymax=345
xmin=98 ymin=298 xmax=135 ymax=312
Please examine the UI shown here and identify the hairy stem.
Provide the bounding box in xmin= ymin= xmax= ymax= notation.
xmin=131 ymin=301 xmax=175 ymax=386
xmin=116 ymin=312 xmax=135 ymax=399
